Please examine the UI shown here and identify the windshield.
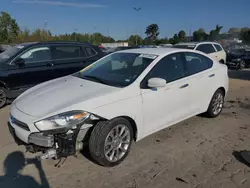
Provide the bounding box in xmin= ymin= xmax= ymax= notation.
xmin=173 ymin=45 xmax=196 ymax=50
xmin=75 ymin=52 xmax=157 ymax=87
xmin=0 ymin=45 xmax=23 ymax=62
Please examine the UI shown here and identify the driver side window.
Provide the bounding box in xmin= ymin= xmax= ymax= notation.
xmin=147 ymin=53 xmax=184 ymax=81
xmin=141 ymin=53 xmax=185 ymax=88
xmin=19 ymin=46 xmax=51 ymax=64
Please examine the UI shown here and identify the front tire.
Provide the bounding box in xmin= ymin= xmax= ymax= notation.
xmin=89 ymin=118 xmax=133 ymax=167
xmin=0 ymin=87 xmax=7 ymax=108
xmin=205 ymin=89 xmax=225 ymax=118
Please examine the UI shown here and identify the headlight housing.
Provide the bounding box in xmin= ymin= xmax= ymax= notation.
xmin=35 ymin=111 xmax=90 ymax=131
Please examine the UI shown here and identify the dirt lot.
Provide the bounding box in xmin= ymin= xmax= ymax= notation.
xmin=0 ymin=69 xmax=250 ymax=188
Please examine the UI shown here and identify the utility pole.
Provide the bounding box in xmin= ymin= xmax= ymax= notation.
xmin=189 ymin=24 xmax=192 ymax=41
xmin=74 ymin=28 xmax=78 ymax=41
xmin=43 ymin=21 xmax=48 ymax=40
xmin=133 ymin=7 xmax=141 ymax=46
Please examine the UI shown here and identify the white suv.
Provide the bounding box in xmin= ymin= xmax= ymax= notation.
xmin=174 ymin=42 xmax=226 ymax=63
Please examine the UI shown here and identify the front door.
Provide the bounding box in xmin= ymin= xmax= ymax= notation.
xmin=140 ymin=53 xmax=194 ymax=135
xmin=7 ymin=45 xmax=54 ymax=92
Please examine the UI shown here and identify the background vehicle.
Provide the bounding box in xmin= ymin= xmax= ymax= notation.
xmin=226 ymin=48 xmax=250 ymax=69
xmin=174 ymin=42 xmax=226 ymax=63
xmin=0 ymin=44 xmax=11 ymax=54
xmin=105 ymin=46 xmax=138 ymax=54
xmin=9 ymin=48 xmax=228 ymax=167
xmin=0 ymin=41 xmax=105 ymax=108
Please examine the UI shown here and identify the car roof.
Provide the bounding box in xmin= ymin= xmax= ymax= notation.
xmin=175 ymin=42 xmax=198 ymax=46
xmin=176 ymin=41 xmax=221 ymax=46
xmin=15 ymin=41 xmax=93 ymax=47
xmin=117 ymin=47 xmax=196 ymax=56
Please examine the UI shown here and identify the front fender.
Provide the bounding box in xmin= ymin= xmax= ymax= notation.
xmin=91 ymin=94 xmax=144 ymax=141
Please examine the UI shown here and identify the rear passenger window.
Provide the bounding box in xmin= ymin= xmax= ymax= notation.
xmin=184 ymin=52 xmax=213 ymax=76
xmin=196 ymin=44 xmax=216 ymax=54
xmin=214 ymin=44 xmax=223 ymax=51
xmin=52 ymin=46 xmax=81 ymax=60
xmin=84 ymin=46 xmax=97 ymax=57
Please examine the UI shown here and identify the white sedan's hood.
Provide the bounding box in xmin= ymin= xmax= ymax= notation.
xmin=15 ymin=76 xmax=120 ymax=117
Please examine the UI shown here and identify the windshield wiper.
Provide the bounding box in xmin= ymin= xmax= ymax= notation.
xmin=83 ymin=75 xmax=109 ymax=85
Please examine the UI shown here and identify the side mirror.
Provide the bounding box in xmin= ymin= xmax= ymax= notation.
xmin=148 ymin=78 xmax=166 ymax=88
xmin=14 ymin=58 xmax=25 ymax=66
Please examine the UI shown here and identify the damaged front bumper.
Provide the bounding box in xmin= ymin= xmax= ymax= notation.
xmin=8 ymin=115 xmax=93 ymax=160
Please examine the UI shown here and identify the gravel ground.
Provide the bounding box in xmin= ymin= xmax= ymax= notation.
xmin=0 ymin=69 xmax=250 ymax=188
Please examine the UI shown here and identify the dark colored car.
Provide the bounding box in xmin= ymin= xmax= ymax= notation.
xmin=0 ymin=41 xmax=105 ymax=107
xmin=0 ymin=45 xmax=11 ymax=53
xmin=226 ymin=48 xmax=250 ymax=69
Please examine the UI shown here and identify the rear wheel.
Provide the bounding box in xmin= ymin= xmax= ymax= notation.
xmin=240 ymin=60 xmax=246 ymax=69
xmin=89 ymin=118 xmax=133 ymax=167
xmin=0 ymin=87 xmax=7 ymax=108
xmin=205 ymin=89 xmax=224 ymax=118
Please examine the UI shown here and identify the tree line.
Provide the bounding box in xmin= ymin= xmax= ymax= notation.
xmin=1 ymin=11 xmax=250 ymax=46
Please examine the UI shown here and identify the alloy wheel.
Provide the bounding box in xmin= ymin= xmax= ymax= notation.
xmin=212 ymin=92 xmax=223 ymax=115
xmin=104 ymin=124 xmax=131 ymax=162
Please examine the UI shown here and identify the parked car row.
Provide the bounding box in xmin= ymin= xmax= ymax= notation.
xmin=226 ymin=48 xmax=250 ymax=69
xmin=0 ymin=41 xmax=105 ymax=107
xmin=8 ymin=47 xmax=228 ymax=166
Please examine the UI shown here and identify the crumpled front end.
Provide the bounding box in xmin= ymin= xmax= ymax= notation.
xmin=8 ymin=105 xmax=101 ymax=160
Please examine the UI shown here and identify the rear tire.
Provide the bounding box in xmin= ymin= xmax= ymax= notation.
xmin=240 ymin=60 xmax=246 ymax=69
xmin=0 ymin=87 xmax=7 ymax=108
xmin=205 ymin=89 xmax=225 ymax=118
xmin=89 ymin=118 xmax=133 ymax=167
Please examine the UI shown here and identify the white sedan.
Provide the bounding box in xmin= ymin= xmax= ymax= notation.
xmin=9 ymin=48 xmax=228 ymax=166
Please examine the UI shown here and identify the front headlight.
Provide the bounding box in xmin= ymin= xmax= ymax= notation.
xmin=35 ymin=111 xmax=90 ymax=131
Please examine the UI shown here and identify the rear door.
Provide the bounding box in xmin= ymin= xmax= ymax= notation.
xmin=182 ymin=52 xmax=215 ymax=112
xmin=51 ymin=45 xmax=85 ymax=78
xmin=82 ymin=45 xmax=101 ymax=66
xmin=7 ymin=45 xmax=54 ymax=91
xmin=195 ymin=44 xmax=218 ymax=61
xmin=213 ymin=43 xmax=226 ymax=62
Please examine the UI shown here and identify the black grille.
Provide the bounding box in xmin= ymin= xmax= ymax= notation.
xmin=10 ymin=115 xmax=30 ymax=131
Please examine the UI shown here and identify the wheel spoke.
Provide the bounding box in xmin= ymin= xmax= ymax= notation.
xmin=121 ymin=130 xmax=129 ymax=139
xmin=108 ymin=133 xmax=115 ymax=141
xmin=119 ymin=126 xmax=126 ymax=137
xmin=106 ymin=147 xmax=113 ymax=155
xmin=105 ymin=140 xmax=112 ymax=146
xmin=116 ymin=126 xmax=119 ymax=137
xmin=109 ymin=150 xmax=115 ymax=161
xmin=115 ymin=148 xmax=120 ymax=159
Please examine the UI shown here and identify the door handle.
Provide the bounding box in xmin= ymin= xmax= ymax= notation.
xmin=209 ymin=74 xmax=215 ymax=77
xmin=179 ymin=84 xmax=189 ymax=89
